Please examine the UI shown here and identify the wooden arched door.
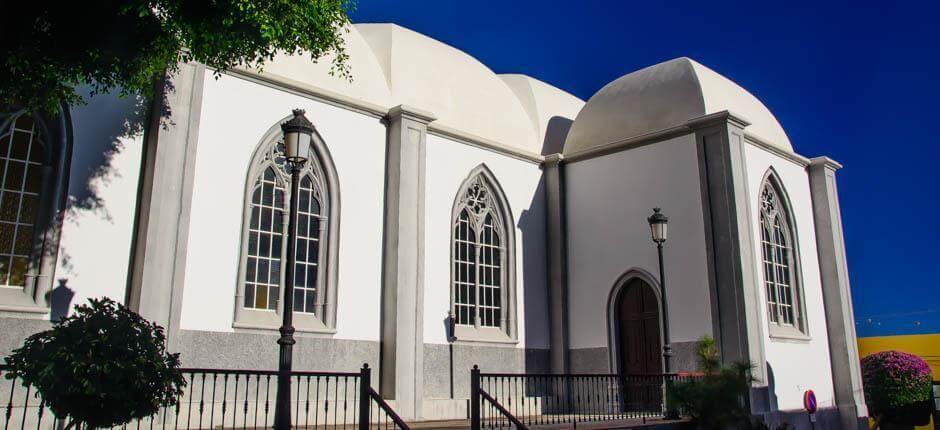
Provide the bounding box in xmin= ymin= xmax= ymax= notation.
xmin=617 ymin=278 xmax=662 ymax=375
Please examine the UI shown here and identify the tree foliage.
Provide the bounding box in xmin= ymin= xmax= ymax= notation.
xmin=666 ymin=336 xmax=758 ymax=429
xmin=3 ymin=298 xmax=185 ymax=429
xmin=1 ymin=0 xmax=354 ymax=113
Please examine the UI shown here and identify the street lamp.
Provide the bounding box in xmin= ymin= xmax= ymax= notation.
xmin=274 ymin=109 xmax=314 ymax=430
xmin=647 ymin=207 xmax=677 ymax=419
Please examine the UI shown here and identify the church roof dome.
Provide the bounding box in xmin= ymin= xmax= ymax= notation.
xmin=564 ymin=57 xmax=792 ymax=157
xmin=243 ymin=23 xmax=583 ymax=157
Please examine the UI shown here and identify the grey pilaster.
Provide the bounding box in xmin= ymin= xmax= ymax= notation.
xmin=380 ymin=105 xmax=435 ymax=420
xmin=692 ymin=112 xmax=768 ymax=411
xmin=542 ymin=153 xmax=569 ymax=374
xmin=126 ymin=63 xmax=205 ymax=349
xmin=808 ymin=157 xmax=867 ymax=428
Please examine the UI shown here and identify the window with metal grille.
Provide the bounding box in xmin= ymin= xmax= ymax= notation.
xmin=0 ymin=114 xmax=43 ymax=289
xmin=452 ymin=174 xmax=506 ymax=329
xmin=242 ymin=142 xmax=327 ymax=319
xmin=759 ymin=178 xmax=800 ymax=329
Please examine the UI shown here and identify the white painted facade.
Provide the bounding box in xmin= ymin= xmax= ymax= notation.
xmin=0 ymin=23 xmax=865 ymax=428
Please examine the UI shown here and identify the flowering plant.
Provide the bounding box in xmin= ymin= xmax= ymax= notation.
xmin=861 ymin=350 xmax=932 ymax=415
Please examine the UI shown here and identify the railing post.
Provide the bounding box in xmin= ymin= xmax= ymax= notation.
xmin=470 ymin=365 xmax=481 ymax=430
xmin=359 ymin=364 xmax=371 ymax=430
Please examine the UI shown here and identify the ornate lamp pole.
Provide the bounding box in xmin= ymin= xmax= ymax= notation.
xmin=647 ymin=207 xmax=677 ymax=419
xmin=274 ymin=109 xmax=314 ymax=430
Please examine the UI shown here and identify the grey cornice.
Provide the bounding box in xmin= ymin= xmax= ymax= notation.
xmin=542 ymin=153 xmax=564 ymax=167
xmin=427 ymin=123 xmax=544 ymax=164
xmin=564 ymin=110 xmax=817 ymax=170
xmin=744 ymin=134 xmax=810 ymax=167
xmin=809 ymin=156 xmax=843 ymax=171
xmin=221 ymin=66 xmax=547 ymax=165
xmin=223 ymin=67 xmax=388 ymax=119
xmin=386 ymin=104 xmax=436 ymax=124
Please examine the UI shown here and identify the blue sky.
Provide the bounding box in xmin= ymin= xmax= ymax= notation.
xmin=351 ymin=1 xmax=939 ymax=337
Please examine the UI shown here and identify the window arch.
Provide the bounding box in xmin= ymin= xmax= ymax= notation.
xmin=0 ymin=109 xmax=70 ymax=311
xmin=450 ymin=165 xmax=516 ymax=341
xmin=235 ymin=117 xmax=339 ymax=331
xmin=758 ymin=172 xmax=806 ymax=334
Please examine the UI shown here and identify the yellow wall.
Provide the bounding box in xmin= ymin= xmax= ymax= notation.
xmin=858 ymin=333 xmax=940 ymax=376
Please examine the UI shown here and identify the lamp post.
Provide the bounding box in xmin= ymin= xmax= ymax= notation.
xmin=648 ymin=207 xmax=677 ymax=419
xmin=274 ymin=109 xmax=314 ymax=430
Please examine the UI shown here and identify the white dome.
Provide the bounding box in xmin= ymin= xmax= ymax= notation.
xmin=357 ymin=24 xmax=540 ymax=154
xmin=239 ymin=23 xmax=584 ymax=156
xmin=243 ymin=24 xmax=394 ymax=108
xmin=499 ymin=74 xmax=584 ymax=154
xmin=565 ymin=57 xmax=792 ymax=156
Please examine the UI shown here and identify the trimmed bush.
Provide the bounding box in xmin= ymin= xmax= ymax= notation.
xmin=4 ymin=298 xmax=186 ymax=429
xmin=861 ymin=350 xmax=933 ymax=427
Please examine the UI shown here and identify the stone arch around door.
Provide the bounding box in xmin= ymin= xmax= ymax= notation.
xmin=606 ymin=269 xmax=664 ymax=375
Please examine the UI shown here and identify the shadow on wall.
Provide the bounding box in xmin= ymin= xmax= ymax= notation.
xmin=41 ymin=81 xmax=173 ymax=308
xmin=766 ymin=361 xmax=779 ymax=412
xmin=46 ymin=278 xmax=74 ymax=322
xmin=518 ymin=176 xmax=549 ymax=372
xmin=541 ymin=116 xmax=573 ymax=156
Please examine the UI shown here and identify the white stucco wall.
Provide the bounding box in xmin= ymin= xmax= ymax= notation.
xmin=179 ymin=73 xmax=386 ymax=342
xmin=743 ymin=144 xmax=835 ymax=411
xmin=53 ymin=91 xmax=145 ymax=313
xmin=423 ymin=135 xmax=549 ymax=349
xmin=565 ymin=135 xmax=712 ymax=351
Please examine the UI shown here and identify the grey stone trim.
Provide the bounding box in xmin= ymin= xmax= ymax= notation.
xmin=380 ymin=105 xmax=434 ymax=419
xmin=693 ymin=118 xmax=768 ymax=411
xmin=176 ymin=329 xmax=378 ymax=372
xmin=448 ymin=164 xmax=518 ymax=343
xmin=744 ymin=134 xmax=810 ymax=167
xmin=126 ymin=63 xmax=206 ymax=349
xmin=565 ymin=110 xmax=807 ymax=170
xmin=232 ymin=110 xmax=342 ymax=332
xmin=808 ymin=156 xmax=867 ymax=427
xmin=223 ymin=68 xmax=544 ymax=166
xmin=423 ymin=343 xmax=549 ymax=399
xmin=542 ymin=153 xmax=569 ymax=374
xmin=0 ymin=105 xmax=73 ymax=314
xmin=224 ymin=67 xmax=388 ymax=120
xmin=427 ymin=124 xmax=542 ymax=164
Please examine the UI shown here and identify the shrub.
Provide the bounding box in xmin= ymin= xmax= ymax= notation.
xmin=4 ymin=298 xmax=186 ymax=429
xmin=667 ymin=336 xmax=757 ymax=429
xmin=861 ymin=350 xmax=933 ymax=427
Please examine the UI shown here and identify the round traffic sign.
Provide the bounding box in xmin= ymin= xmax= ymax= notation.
xmin=803 ymin=389 xmax=817 ymax=413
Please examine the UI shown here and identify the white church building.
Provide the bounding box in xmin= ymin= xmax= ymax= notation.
xmin=0 ymin=24 xmax=866 ymax=429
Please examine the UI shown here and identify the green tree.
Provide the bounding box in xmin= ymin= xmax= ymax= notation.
xmin=666 ymin=336 xmax=758 ymax=429
xmin=1 ymin=0 xmax=354 ymax=113
xmin=4 ymin=298 xmax=186 ymax=429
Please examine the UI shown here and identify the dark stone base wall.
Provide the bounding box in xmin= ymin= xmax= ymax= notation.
xmin=0 ymin=317 xmax=51 ymax=357
xmin=569 ymin=341 xmax=700 ymax=374
xmin=757 ymin=407 xmax=866 ymax=430
xmin=423 ymin=343 xmax=550 ymax=399
xmin=176 ymin=329 xmax=379 ymax=372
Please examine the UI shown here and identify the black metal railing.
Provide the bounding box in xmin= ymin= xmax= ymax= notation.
xmin=470 ymin=365 xmax=697 ymax=430
xmin=0 ymin=364 xmax=410 ymax=430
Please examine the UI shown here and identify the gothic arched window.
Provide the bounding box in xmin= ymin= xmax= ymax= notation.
xmin=451 ymin=165 xmax=516 ymax=340
xmin=759 ymin=174 xmax=805 ymax=333
xmin=0 ymin=110 xmax=70 ymax=311
xmin=235 ymin=119 xmax=339 ymax=331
